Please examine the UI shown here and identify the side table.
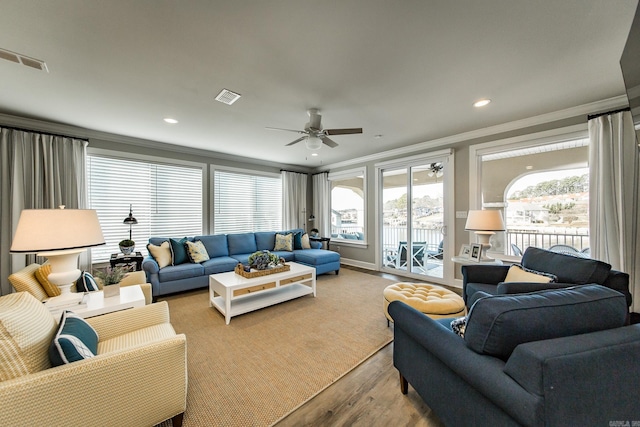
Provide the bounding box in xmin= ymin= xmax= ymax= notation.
xmin=310 ymin=236 xmax=331 ymax=250
xmin=451 ymin=256 xmax=503 ymax=266
xmin=45 ymin=285 xmax=146 ymax=319
xmin=110 ymin=251 xmax=144 ymax=271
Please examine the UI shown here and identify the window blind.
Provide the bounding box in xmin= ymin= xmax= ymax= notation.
xmin=213 ymin=170 xmax=282 ymax=234
xmin=87 ymin=155 xmax=203 ymax=262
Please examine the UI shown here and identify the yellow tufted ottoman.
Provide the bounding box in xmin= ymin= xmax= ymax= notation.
xmin=383 ymin=282 xmax=466 ymax=323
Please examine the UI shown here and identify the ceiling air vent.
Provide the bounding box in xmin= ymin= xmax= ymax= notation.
xmin=0 ymin=48 xmax=48 ymax=72
xmin=215 ymin=88 xmax=241 ymax=105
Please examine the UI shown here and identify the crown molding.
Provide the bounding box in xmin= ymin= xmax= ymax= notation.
xmin=315 ymin=95 xmax=628 ymax=172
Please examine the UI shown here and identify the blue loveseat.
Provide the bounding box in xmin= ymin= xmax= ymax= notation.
xmin=390 ymin=285 xmax=640 ymax=426
xmin=142 ymin=229 xmax=340 ymax=297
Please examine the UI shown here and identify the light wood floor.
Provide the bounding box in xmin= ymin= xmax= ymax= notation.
xmin=276 ymin=267 xmax=448 ymax=427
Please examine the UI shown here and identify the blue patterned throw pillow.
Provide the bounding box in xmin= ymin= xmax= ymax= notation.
xmin=49 ymin=311 xmax=99 ymax=366
xmin=274 ymin=233 xmax=293 ymax=251
xmin=185 ymin=240 xmax=210 ymax=263
xmin=76 ymin=271 xmax=99 ymax=292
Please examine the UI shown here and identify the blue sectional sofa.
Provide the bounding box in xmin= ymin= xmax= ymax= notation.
xmin=390 ymin=285 xmax=640 ymax=426
xmin=142 ymin=229 xmax=340 ymax=297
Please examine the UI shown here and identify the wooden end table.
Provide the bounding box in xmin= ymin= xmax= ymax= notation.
xmin=110 ymin=251 xmax=144 ymax=271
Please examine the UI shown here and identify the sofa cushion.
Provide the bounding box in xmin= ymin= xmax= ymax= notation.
xmin=255 ymin=232 xmax=276 ymax=251
xmin=293 ymin=249 xmax=339 ymax=265
xmin=158 ymin=263 xmax=204 ymax=282
xmin=227 ymin=233 xmax=257 ymax=255
xmin=197 ymin=234 xmax=229 ymax=258
xmin=521 ymin=247 xmax=611 ymax=284
xmin=76 ymin=271 xmax=100 ymax=292
xmin=202 ymin=257 xmax=241 ymax=275
xmin=185 ymin=240 xmax=210 ymax=263
xmin=34 ymin=264 xmax=61 ymax=297
xmin=147 ymin=241 xmax=172 ymax=268
xmin=49 ymin=311 xmax=98 ymax=366
xmin=503 ymin=264 xmax=557 ymax=283
xmin=274 ymin=233 xmax=293 ymax=251
xmin=464 ymin=285 xmax=627 ymax=360
xmin=169 ymin=237 xmax=189 ymax=265
xmin=0 ymin=292 xmax=57 ymax=380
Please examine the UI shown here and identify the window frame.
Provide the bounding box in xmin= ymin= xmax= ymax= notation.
xmin=328 ymin=167 xmax=367 ymax=246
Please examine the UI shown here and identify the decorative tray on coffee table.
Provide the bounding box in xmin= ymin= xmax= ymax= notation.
xmin=234 ymin=263 xmax=290 ymax=278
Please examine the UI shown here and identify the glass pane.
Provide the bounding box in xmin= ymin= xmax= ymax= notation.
xmin=330 ymin=175 xmax=365 ymax=241
xmin=382 ymin=168 xmax=408 ymax=269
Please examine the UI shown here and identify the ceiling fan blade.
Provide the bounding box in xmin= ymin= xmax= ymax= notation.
xmin=321 ymin=136 xmax=339 ymax=148
xmin=324 ymin=128 xmax=363 ymax=135
xmin=266 ymin=127 xmax=306 ymax=134
xmin=285 ymin=136 xmax=307 ymax=146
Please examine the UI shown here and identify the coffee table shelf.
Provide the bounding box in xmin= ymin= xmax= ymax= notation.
xmin=209 ymin=262 xmax=316 ymax=324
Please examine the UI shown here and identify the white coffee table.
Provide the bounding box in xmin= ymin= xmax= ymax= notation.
xmin=209 ymin=262 xmax=316 ymax=324
xmin=46 ymin=285 xmax=146 ymax=319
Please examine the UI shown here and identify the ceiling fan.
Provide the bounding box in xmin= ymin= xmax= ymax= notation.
xmin=266 ymin=108 xmax=362 ymax=150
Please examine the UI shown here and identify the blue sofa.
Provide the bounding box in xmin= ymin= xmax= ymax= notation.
xmin=142 ymin=229 xmax=340 ymax=297
xmin=390 ymin=285 xmax=640 ymax=426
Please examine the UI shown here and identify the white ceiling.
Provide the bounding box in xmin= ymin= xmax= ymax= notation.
xmin=0 ymin=0 xmax=637 ymax=168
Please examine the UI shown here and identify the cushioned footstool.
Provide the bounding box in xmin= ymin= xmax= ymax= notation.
xmin=383 ymin=282 xmax=465 ymax=324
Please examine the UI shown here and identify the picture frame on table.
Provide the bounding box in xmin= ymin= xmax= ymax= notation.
xmin=458 ymin=244 xmax=471 ymax=258
xmin=470 ymin=243 xmax=482 ymax=262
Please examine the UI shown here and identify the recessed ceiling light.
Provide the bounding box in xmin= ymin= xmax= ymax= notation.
xmin=374 ymin=134 xmax=383 ymax=139
xmin=163 ymin=118 xmax=178 ymax=124
xmin=473 ymin=99 xmax=491 ymax=108
xmin=311 ymin=153 xmax=319 ymax=157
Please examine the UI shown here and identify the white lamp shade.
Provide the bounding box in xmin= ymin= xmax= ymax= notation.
xmin=10 ymin=209 xmax=105 ymax=253
xmin=464 ymin=210 xmax=505 ymax=232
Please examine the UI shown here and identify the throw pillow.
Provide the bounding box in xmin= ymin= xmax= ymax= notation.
xmin=293 ymin=232 xmax=303 ymax=250
xmin=301 ymin=233 xmax=311 ymax=249
xmin=185 ymin=240 xmax=210 ymax=263
xmin=503 ymin=263 xmax=557 ymax=283
xmin=76 ymin=271 xmax=100 ymax=292
xmin=35 ymin=264 xmax=61 ymax=297
xmin=273 ymin=233 xmax=293 ymax=251
xmin=451 ymin=317 xmax=466 ymax=337
xmin=170 ymin=237 xmax=189 ymax=265
xmin=147 ymin=241 xmax=172 ymax=268
xmin=49 ymin=310 xmax=99 ymax=366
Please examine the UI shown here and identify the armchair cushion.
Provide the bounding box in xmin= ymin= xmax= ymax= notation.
xmin=49 ymin=311 xmax=98 ymax=366
xmin=464 ymin=285 xmax=627 ymax=360
xmin=34 ymin=264 xmax=61 ymax=297
xmin=0 ymin=292 xmax=57 ymax=381
xmin=503 ymin=263 xmax=557 ymax=283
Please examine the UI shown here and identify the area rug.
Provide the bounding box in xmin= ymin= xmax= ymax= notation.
xmin=158 ymin=267 xmax=394 ymax=427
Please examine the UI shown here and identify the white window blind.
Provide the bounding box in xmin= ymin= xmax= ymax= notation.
xmin=214 ymin=170 xmax=282 ymax=234
xmin=88 ymin=155 xmax=203 ymax=262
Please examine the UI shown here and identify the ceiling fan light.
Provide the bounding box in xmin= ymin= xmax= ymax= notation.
xmin=306 ymin=136 xmax=322 ymax=150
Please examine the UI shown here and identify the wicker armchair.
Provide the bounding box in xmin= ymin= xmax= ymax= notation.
xmin=0 ymin=292 xmax=186 ymax=426
xmin=8 ymin=262 xmax=153 ymax=304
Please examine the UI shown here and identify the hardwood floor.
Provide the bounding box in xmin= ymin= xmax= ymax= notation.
xmin=276 ymin=343 xmax=444 ymax=427
xmin=275 ymin=266 xmax=447 ymax=427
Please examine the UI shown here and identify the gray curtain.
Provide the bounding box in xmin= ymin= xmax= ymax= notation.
xmin=312 ymin=172 xmax=331 ymax=237
xmin=588 ymin=110 xmax=640 ymax=312
xmin=281 ymin=171 xmax=308 ymax=230
xmin=1 ymin=127 xmax=88 ymax=296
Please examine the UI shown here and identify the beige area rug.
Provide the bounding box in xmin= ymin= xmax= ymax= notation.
xmin=159 ymin=267 xmax=394 ymax=427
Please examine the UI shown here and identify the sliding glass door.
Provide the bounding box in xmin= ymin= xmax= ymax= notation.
xmin=378 ymin=151 xmax=453 ymax=283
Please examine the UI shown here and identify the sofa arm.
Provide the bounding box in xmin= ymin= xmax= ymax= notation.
xmin=310 ymin=241 xmax=322 ymax=249
xmin=87 ymin=301 xmax=170 ymax=341
xmin=604 ymin=269 xmax=631 ymax=307
xmin=0 ymin=334 xmax=187 ymax=427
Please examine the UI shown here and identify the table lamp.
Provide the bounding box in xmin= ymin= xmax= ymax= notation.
xmin=10 ymin=207 xmax=105 ymax=300
xmin=465 ymin=209 xmax=505 ymax=261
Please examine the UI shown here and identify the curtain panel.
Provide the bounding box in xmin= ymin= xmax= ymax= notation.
xmin=312 ymin=172 xmax=331 ymax=237
xmin=588 ymin=111 xmax=640 ymax=312
xmin=281 ymin=171 xmax=308 ymax=230
xmin=0 ymin=127 xmax=88 ymax=296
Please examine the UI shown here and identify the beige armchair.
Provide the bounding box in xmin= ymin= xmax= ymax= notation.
xmin=8 ymin=263 xmax=153 ymax=304
xmin=0 ymin=291 xmax=187 ymax=426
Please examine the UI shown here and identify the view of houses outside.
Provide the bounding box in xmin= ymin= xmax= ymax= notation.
xmin=505 ymin=168 xmax=590 ymax=255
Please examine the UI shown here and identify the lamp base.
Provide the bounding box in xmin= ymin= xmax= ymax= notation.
xmin=475 ymin=232 xmax=495 ymax=261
